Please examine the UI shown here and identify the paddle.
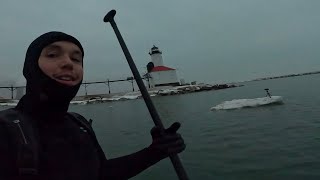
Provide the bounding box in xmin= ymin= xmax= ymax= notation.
xmin=103 ymin=9 xmax=189 ymax=180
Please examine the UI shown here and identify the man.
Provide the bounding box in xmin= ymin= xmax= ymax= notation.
xmin=0 ymin=31 xmax=185 ymax=180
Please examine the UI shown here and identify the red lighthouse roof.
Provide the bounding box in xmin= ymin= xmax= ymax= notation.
xmin=151 ymin=66 xmax=175 ymax=72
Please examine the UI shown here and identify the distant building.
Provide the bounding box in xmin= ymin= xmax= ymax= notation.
xmin=146 ymin=46 xmax=180 ymax=87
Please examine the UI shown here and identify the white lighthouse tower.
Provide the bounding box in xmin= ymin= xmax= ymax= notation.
xmin=146 ymin=46 xmax=180 ymax=87
xmin=149 ymin=46 xmax=164 ymax=66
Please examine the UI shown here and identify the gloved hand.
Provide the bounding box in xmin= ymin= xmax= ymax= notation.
xmin=148 ymin=122 xmax=186 ymax=160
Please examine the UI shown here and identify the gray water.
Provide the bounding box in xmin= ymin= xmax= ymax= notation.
xmin=2 ymin=74 xmax=320 ymax=179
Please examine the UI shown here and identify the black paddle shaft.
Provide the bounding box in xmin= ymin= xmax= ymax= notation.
xmin=103 ymin=10 xmax=189 ymax=180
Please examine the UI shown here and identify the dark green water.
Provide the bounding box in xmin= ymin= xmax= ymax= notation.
xmin=2 ymin=74 xmax=320 ymax=179
xmin=70 ymin=74 xmax=320 ymax=180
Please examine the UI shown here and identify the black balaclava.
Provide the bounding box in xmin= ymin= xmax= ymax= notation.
xmin=16 ymin=31 xmax=84 ymax=116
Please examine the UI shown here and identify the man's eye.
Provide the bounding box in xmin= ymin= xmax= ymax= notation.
xmin=72 ymin=57 xmax=82 ymax=63
xmin=47 ymin=53 xmax=57 ymax=58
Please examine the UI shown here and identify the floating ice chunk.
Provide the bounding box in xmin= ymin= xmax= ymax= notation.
xmin=210 ymin=96 xmax=283 ymax=110
xmin=157 ymin=89 xmax=180 ymax=95
xmin=0 ymin=100 xmax=18 ymax=106
xmin=121 ymin=95 xmax=140 ymax=100
xmin=0 ymin=102 xmax=18 ymax=106
xmin=70 ymin=100 xmax=88 ymax=105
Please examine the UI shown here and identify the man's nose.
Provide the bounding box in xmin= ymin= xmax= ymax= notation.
xmin=60 ymin=55 xmax=73 ymax=69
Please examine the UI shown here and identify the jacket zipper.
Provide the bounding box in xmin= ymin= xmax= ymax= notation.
xmin=13 ymin=120 xmax=28 ymax=144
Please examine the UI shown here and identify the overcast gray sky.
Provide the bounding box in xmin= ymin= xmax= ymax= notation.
xmin=1 ymin=0 xmax=320 ymax=87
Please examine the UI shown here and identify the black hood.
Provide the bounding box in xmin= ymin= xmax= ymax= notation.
xmin=16 ymin=31 xmax=84 ymax=116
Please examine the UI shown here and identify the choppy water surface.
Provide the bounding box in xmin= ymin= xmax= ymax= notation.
xmin=2 ymin=74 xmax=320 ymax=179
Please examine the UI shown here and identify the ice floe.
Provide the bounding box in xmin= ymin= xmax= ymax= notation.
xmin=210 ymin=96 xmax=283 ymax=110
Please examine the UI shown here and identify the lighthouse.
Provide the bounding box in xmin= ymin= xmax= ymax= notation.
xmin=146 ymin=46 xmax=180 ymax=87
xmin=149 ymin=46 xmax=164 ymax=66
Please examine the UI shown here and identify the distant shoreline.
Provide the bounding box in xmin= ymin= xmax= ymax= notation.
xmin=0 ymin=83 xmax=241 ymax=105
xmin=1 ymin=70 xmax=319 ymax=101
xmin=249 ymin=71 xmax=320 ymax=82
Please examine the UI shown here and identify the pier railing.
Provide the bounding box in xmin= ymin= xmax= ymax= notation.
xmin=0 ymin=76 xmax=151 ymax=99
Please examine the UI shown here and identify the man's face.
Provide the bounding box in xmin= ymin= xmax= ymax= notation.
xmin=38 ymin=41 xmax=83 ymax=86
